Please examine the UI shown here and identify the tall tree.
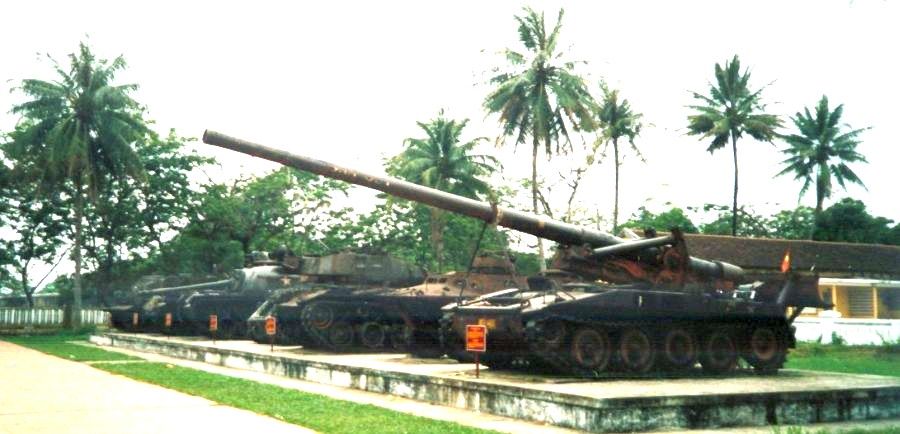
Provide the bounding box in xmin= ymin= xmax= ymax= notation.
xmin=777 ymin=95 xmax=868 ymax=226
xmin=10 ymin=42 xmax=148 ymax=325
xmin=687 ymin=55 xmax=781 ymax=236
xmin=390 ymin=111 xmax=497 ymax=271
xmin=594 ymin=82 xmax=643 ymax=233
xmin=484 ymin=7 xmax=595 ymax=270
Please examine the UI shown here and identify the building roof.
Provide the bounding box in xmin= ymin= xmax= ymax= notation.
xmin=682 ymin=234 xmax=900 ymax=279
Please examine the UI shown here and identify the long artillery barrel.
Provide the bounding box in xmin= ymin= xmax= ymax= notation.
xmin=141 ymin=278 xmax=233 ymax=296
xmin=202 ymin=130 xmax=743 ymax=282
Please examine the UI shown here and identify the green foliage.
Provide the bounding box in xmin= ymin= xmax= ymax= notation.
xmin=0 ymin=135 xmax=68 ymax=305
xmin=699 ymin=204 xmax=771 ymax=237
xmin=9 ymin=42 xmax=147 ymax=193
xmin=622 ymin=206 xmax=699 ymax=234
xmin=788 ymin=341 xmax=900 ymax=378
xmin=813 ymin=198 xmax=896 ymax=244
xmin=687 ymin=55 xmax=781 ymax=236
xmin=485 ymin=7 xmax=595 ymax=269
xmin=778 ymin=95 xmax=869 ymax=215
xmin=353 ymin=200 xmax=512 ymax=274
xmin=485 ymin=7 xmax=595 ymax=150
xmin=389 ymin=111 xmax=498 ymax=271
xmin=4 ymin=335 xmax=138 ymax=362
xmin=152 ymin=167 xmax=355 ymax=275
xmin=768 ymin=206 xmax=816 ymax=240
xmin=10 ymin=42 xmax=151 ymax=319
xmin=392 ymin=111 xmax=496 ymax=198
xmin=593 ymin=82 xmax=643 ymax=232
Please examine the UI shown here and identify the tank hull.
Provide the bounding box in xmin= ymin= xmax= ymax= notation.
xmin=441 ymin=278 xmax=810 ymax=375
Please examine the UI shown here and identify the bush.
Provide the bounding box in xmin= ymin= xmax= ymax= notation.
xmin=830 ymin=332 xmax=846 ymax=346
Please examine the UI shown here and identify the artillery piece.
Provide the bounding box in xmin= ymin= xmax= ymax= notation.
xmin=201 ymin=130 xmax=830 ymax=374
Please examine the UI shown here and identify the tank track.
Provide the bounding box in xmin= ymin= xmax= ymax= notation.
xmin=518 ymin=314 xmax=792 ymax=378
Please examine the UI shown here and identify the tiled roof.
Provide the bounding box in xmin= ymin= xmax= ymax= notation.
xmin=683 ymin=234 xmax=900 ymax=278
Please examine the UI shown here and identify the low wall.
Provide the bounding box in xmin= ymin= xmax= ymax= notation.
xmin=91 ymin=333 xmax=900 ymax=433
xmin=794 ymin=317 xmax=900 ymax=345
xmin=0 ymin=308 xmax=109 ymax=330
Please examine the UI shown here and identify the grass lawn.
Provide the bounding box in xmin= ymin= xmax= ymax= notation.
xmin=4 ymin=334 xmax=498 ymax=434
xmin=787 ymin=342 xmax=900 ymax=377
xmin=98 ymin=361 xmax=496 ymax=434
xmin=4 ymin=333 xmax=139 ymax=362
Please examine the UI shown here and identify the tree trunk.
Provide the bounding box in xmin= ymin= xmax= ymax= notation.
xmin=21 ymin=269 xmax=34 ymax=308
xmin=533 ymin=137 xmax=546 ymax=272
xmin=71 ymin=181 xmax=84 ymax=328
xmin=430 ymin=208 xmax=445 ymax=273
xmin=612 ymin=138 xmax=620 ymax=235
xmin=730 ymin=134 xmax=739 ymax=237
xmin=812 ymin=170 xmax=825 ymax=240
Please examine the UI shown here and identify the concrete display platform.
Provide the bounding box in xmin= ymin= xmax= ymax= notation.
xmin=90 ymin=333 xmax=900 ymax=433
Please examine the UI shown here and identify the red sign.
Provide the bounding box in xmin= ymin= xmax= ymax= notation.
xmin=780 ymin=249 xmax=792 ymax=273
xmin=164 ymin=313 xmax=172 ymax=328
xmin=132 ymin=312 xmax=139 ymax=326
xmin=466 ymin=324 xmax=487 ymax=352
xmin=265 ymin=316 xmax=277 ymax=336
xmin=209 ymin=314 xmax=218 ymax=332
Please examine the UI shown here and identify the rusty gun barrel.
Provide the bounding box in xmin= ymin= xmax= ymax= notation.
xmin=202 ymin=130 xmax=743 ymax=282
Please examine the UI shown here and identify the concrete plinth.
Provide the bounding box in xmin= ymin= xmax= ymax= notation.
xmin=90 ymin=333 xmax=900 ymax=433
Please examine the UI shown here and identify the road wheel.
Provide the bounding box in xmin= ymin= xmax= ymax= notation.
xmin=571 ymin=327 xmax=612 ymax=372
xmin=743 ymin=325 xmax=787 ymax=374
xmin=661 ymin=327 xmax=698 ymax=370
xmin=327 ymin=321 xmax=355 ymax=350
xmin=619 ymin=328 xmax=656 ymax=373
xmin=700 ymin=329 xmax=738 ymax=374
xmin=359 ymin=321 xmax=387 ymax=349
xmin=535 ymin=319 xmax=567 ymax=352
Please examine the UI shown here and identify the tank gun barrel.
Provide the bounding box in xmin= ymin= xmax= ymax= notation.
xmin=202 ymin=130 xmax=743 ymax=282
xmin=142 ymin=278 xmax=233 ymax=295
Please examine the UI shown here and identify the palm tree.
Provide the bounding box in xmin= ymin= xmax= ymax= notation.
xmin=484 ymin=7 xmax=595 ymax=270
xmin=10 ymin=42 xmax=146 ymax=326
xmin=392 ymin=111 xmax=497 ymax=271
xmin=594 ymin=82 xmax=643 ymax=234
xmin=777 ymin=96 xmax=868 ymax=226
xmin=687 ymin=55 xmax=781 ymax=236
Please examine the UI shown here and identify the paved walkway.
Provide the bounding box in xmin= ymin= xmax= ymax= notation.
xmin=0 ymin=340 xmax=313 ymax=434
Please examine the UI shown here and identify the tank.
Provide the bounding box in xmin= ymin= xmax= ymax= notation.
xmin=201 ymin=130 xmax=831 ymax=374
xmin=107 ymin=250 xmax=310 ymax=338
xmin=246 ymin=248 xmax=538 ymax=353
xmin=245 ymin=250 xmax=426 ymax=346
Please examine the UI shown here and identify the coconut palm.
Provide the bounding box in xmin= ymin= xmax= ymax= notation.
xmin=594 ymin=82 xmax=643 ymax=234
xmin=392 ymin=111 xmax=497 ymax=271
xmin=10 ymin=42 xmax=147 ymax=326
xmin=777 ymin=96 xmax=868 ymax=225
xmin=484 ymin=7 xmax=595 ymax=270
xmin=687 ymin=55 xmax=781 ymax=236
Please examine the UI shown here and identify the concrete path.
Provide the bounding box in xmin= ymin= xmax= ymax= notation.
xmin=0 ymin=340 xmax=314 ymax=434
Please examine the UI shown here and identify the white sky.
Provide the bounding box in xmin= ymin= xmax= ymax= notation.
xmin=2 ymin=0 xmax=899 ymax=288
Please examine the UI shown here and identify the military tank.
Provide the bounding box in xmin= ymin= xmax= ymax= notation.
xmin=245 ymin=250 xmax=425 ymax=345
xmin=106 ymin=250 xmax=309 ymax=338
xmin=201 ymin=130 xmax=831 ymax=375
xmin=247 ymin=250 xmax=526 ymax=351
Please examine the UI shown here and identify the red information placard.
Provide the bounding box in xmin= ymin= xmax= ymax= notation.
xmin=466 ymin=324 xmax=487 ymax=352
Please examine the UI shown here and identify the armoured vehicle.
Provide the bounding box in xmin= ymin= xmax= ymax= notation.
xmin=201 ymin=130 xmax=830 ymax=374
xmin=247 ymin=250 xmax=528 ymax=351
xmin=107 ymin=250 xmax=309 ymax=337
xmin=245 ymin=250 xmax=425 ymax=346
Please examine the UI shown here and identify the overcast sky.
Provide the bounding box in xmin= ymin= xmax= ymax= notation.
xmin=2 ymin=1 xmax=898 ymax=286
